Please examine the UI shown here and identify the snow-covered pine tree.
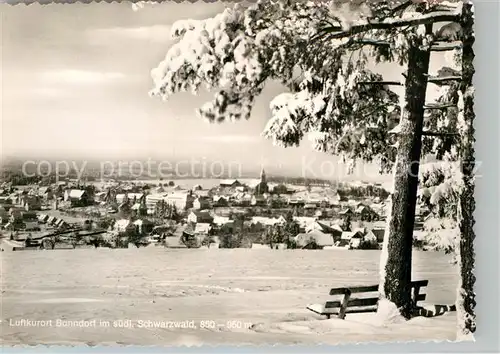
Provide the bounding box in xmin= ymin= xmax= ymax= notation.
xmin=150 ymin=0 xmax=469 ymax=322
xmin=419 ymin=1 xmax=476 ymax=338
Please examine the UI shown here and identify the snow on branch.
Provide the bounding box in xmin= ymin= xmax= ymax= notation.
xmin=427 ymin=41 xmax=463 ymax=52
xmin=318 ymin=10 xmax=461 ymax=41
xmin=150 ymin=0 xmax=403 ymax=173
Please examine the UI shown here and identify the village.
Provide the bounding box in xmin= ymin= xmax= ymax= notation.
xmin=0 ymin=168 xmax=432 ymax=251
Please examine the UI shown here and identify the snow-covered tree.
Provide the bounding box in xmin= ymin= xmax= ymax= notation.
xmin=150 ymin=0 xmax=475 ymax=333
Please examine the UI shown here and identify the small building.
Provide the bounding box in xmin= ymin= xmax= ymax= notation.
xmin=20 ymin=195 xmax=42 ymax=211
xmin=38 ymin=186 xmax=53 ymax=200
xmin=37 ymin=213 xmax=49 ymax=223
xmin=250 ymin=195 xmax=266 ymax=206
xmin=193 ymin=197 xmax=210 ymax=210
xmin=114 ymin=219 xmax=136 ymax=234
xmin=370 ymin=220 xmax=386 ymax=243
xmin=339 ymin=208 xmax=354 ymax=217
xmin=288 ymin=198 xmax=305 ymax=206
xmin=194 ymin=222 xmax=211 ymax=236
xmin=294 ymin=230 xmax=334 ymax=249
xmin=187 ymin=211 xmax=214 ymax=224
xmin=47 ymin=215 xmax=58 ymax=225
xmin=339 ymin=230 xmax=365 ymax=247
xmin=133 ymin=219 xmax=154 ymax=235
xmin=64 ymin=189 xmax=90 ymax=207
xmin=195 ymin=189 xmax=211 ymax=198
xmin=355 ymin=205 xmax=379 ymax=221
xmin=212 ymin=215 xmax=232 ymax=226
xmin=23 ymin=212 xmax=40 ymax=231
xmin=212 ymin=195 xmax=229 ymax=207
xmin=306 ymin=221 xmax=342 ymax=241
xmin=166 ymin=192 xmax=194 ymax=210
xmin=220 ymin=179 xmax=241 ymax=188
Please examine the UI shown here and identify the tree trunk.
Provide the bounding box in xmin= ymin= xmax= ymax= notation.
xmin=456 ymin=1 xmax=476 ymax=337
xmin=380 ymin=36 xmax=431 ymax=319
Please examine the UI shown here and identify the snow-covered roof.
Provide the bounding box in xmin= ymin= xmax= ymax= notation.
xmin=220 ymin=179 xmax=239 ymax=186
xmin=66 ymin=189 xmax=86 ymax=199
xmin=295 ymin=231 xmax=334 ymax=247
xmin=251 ymin=216 xmax=282 ymax=226
xmin=293 ymin=216 xmax=316 ymax=228
xmin=213 ymin=215 xmax=231 ymax=225
xmin=195 ymin=223 xmax=211 ymax=234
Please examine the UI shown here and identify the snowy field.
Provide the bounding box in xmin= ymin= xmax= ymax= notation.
xmin=1 ymin=247 xmax=459 ymax=346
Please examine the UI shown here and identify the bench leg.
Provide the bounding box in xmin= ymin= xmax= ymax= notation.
xmin=338 ymin=290 xmax=352 ymax=320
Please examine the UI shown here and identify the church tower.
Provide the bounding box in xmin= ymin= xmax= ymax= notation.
xmin=260 ymin=167 xmax=267 ymax=184
xmin=255 ymin=167 xmax=269 ymax=195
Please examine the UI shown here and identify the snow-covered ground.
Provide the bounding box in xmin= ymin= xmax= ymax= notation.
xmin=1 ymin=246 xmax=459 ymax=346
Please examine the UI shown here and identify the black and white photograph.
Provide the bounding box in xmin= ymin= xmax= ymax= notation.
xmin=0 ymin=0 xmax=477 ymax=346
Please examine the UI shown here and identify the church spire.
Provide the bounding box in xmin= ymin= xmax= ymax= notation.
xmin=260 ymin=166 xmax=266 ymax=184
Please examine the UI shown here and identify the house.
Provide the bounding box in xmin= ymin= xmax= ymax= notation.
xmin=293 ymin=216 xmax=316 ymax=231
xmin=355 ymin=205 xmax=379 ymax=221
xmin=166 ymin=192 xmax=194 ymax=210
xmin=114 ymin=219 xmax=136 ymax=234
xmin=213 ymin=195 xmax=229 ymax=207
xmin=133 ymin=219 xmax=154 ymax=235
xmin=195 ymin=189 xmax=211 ymax=198
xmin=220 ymin=179 xmax=241 ymax=188
xmin=37 ymin=213 xmax=49 ymax=223
xmin=94 ymin=192 xmax=108 ymax=203
xmin=0 ymin=196 xmax=13 ymax=205
xmin=294 ymin=230 xmax=334 ymax=248
xmin=233 ymin=193 xmax=252 ymax=206
xmin=235 ymin=186 xmax=246 ymax=193
xmin=370 ymin=221 xmax=386 ymax=243
xmin=145 ymin=194 xmax=168 ymax=214
xmin=339 ymin=208 xmax=354 ymax=217
xmin=193 ymin=197 xmax=210 ymax=210
xmin=20 ymin=195 xmax=42 ymax=211
xmin=0 ymin=206 xmax=8 ymax=224
xmin=64 ymin=189 xmax=90 ymax=207
xmin=339 ymin=230 xmax=365 ymax=247
xmin=24 ymin=214 xmax=39 ymax=231
xmin=194 ymin=223 xmax=211 ymax=236
xmin=304 ymin=203 xmax=318 ymax=210
xmin=328 ymin=192 xmax=342 ymax=206
xmin=54 ymin=218 xmax=68 ymax=230
xmin=349 ymin=230 xmax=378 ymax=249
xmin=251 ymin=216 xmax=283 ymax=227
xmin=250 ymin=195 xmax=266 ymax=206
xmin=288 ymin=197 xmax=305 ymax=206
xmin=118 ymin=201 xmax=131 ymax=214
xmin=116 ymin=193 xmax=144 ymax=205
xmin=38 ymin=186 xmax=53 ymax=200
xmin=47 ymin=215 xmax=58 ymax=225
xmin=306 ymin=221 xmax=342 ymax=241
xmin=187 ymin=211 xmax=214 ymax=224
xmin=272 ymin=184 xmax=292 ymax=195
xmin=212 ymin=215 xmax=232 ymax=226
xmin=131 ymin=202 xmax=148 ymax=216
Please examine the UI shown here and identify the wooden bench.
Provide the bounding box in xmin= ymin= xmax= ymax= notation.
xmin=307 ymin=280 xmax=429 ymax=319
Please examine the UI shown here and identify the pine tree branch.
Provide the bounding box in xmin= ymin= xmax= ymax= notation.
xmin=424 ymin=103 xmax=456 ymax=110
xmin=426 ymin=41 xmax=463 ymax=52
xmin=318 ymin=11 xmax=461 ymax=41
xmin=427 ymin=76 xmax=462 ymax=84
xmin=422 ymin=131 xmax=460 ymax=137
xmin=358 ymin=81 xmax=403 ymax=86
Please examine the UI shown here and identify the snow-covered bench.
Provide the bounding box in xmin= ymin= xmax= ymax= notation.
xmin=307 ymin=280 xmax=429 ymax=319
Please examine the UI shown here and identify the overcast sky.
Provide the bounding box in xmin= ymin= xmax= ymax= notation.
xmin=0 ymin=2 xmax=449 ymax=181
